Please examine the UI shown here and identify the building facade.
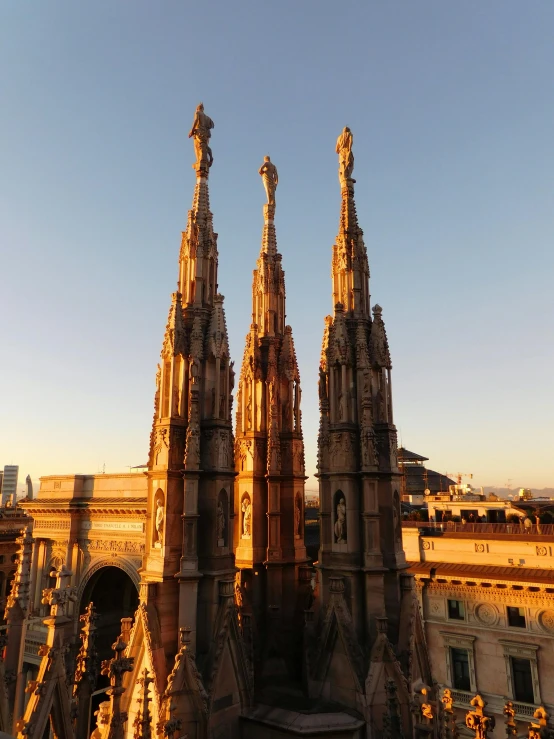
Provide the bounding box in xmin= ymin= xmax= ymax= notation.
xmin=404 ymin=522 xmax=554 ymax=737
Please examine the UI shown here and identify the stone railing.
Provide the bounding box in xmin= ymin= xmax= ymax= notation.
xmin=449 ymin=688 xmax=545 ymax=720
xmin=402 ymin=521 xmax=554 ymax=537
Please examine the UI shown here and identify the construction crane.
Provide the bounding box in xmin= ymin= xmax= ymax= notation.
xmin=445 ymin=472 xmax=474 ymax=485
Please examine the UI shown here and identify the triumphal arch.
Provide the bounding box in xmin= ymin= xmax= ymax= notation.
xmin=11 ymin=473 xmax=146 ymax=699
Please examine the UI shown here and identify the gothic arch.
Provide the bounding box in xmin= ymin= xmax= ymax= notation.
xmin=77 ymin=558 xmax=140 ymax=603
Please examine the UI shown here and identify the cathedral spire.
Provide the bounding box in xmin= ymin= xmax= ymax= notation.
xmin=332 ymin=127 xmax=370 ymax=318
xmin=140 ymin=105 xmax=240 ymax=724
xmin=251 ymin=156 xmax=284 ymax=337
xmin=235 ymin=157 xmax=308 ymax=683
xmin=312 ymin=128 xmax=408 ymax=735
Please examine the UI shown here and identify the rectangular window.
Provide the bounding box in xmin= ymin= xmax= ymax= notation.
xmin=511 ymin=657 xmax=534 ymax=703
xmin=507 ymin=606 xmax=526 ymax=628
xmin=0 ymin=555 xmax=4 ymax=564
xmin=447 ymin=599 xmax=465 ymax=620
xmin=451 ymin=648 xmax=471 ymax=691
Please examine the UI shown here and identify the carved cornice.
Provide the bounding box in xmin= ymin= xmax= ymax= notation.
xmin=415 ymin=577 xmax=554 ymax=605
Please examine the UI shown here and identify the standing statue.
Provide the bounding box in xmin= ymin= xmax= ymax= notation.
xmin=242 ymin=497 xmax=252 ymax=538
xmin=334 ymin=497 xmax=347 ymax=543
xmin=155 ymin=499 xmax=164 ymax=546
xmin=259 ymin=155 xmax=278 ymax=205
xmin=318 ymin=367 xmax=328 ymax=402
xmin=336 ymin=126 xmax=354 ymax=184
xmin=188 ymin=102 xmax=214 ymax=170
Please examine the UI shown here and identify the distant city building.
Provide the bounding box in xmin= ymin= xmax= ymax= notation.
xmin=519 ymin=487 xmax=533 ymax=501
xmin=1 ymin=465 xmax=18 ymax=507
xmin=25 ymin=474 xmax=33 ymax=500
xmin=398 ymin=447 xmax=454 ymax=504
xmin=425 ymin=485 xmax=523 ymax=523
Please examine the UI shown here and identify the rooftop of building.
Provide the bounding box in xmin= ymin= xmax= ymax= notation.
xmin=408 ymin=560 xmax=554 ymax=586
xmin=398 ymin=447 xmax=429 ymax=463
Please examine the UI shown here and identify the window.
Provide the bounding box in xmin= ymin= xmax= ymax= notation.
xmin=507 ymin=606 xmax=526 ymax=628
xmin=451 ymin=648 xmax=471 ymax=691
xmin=511 ymin=658 xmax=534 ymax=703
xmin=448 ymin=599 xmax=465 ymax=620
xmin=441 ymin=631 xmax=477 ymax=693
xmin=500 ymin=640 xmax=540 ymax=705
xmin=0 ymin=555 xmax=4 ymax=564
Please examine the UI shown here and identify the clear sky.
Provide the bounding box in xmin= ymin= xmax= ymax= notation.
xmin=1 ymin=2 xmax=553 ymax=492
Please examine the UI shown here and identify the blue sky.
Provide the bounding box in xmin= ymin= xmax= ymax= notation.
xmin=1 ymin=2 xmax=553 ymax=491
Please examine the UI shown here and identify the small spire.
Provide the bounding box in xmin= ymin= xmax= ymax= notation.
xmin=101 ymin=634 xmax=134 ymax=739
xmin=133 ymin=669 xmax=153 ymax=739
xmin=332 ymin=127 xmax=370 ymax=317
xmin=179 ymin=103 xmax=219 ymax=309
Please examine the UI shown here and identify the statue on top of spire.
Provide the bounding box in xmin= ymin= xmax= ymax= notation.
xmin=188 ymin=102 xmax=214 ymax=171
xmin=259 ymin=155 xmax=278 ymax=205
xmin=336 ymin=126 xmax=354 ymax=185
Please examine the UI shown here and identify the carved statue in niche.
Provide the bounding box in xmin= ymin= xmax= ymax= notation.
xmin=172 ymin=386 xmax=179 ymax=416
xmin=241 ymin=496 xmax=252 ymax=539
xmin=219 ymin=392 xmax=226 ymax=419
xmin=331 ymin=433 xmax=343 ymax=469
xmin=154 ymin=428 xmax=169 ymax=465
xmin=293 ymin=443 xmax=303 ymax=474
xmin=211 ymin=388 xmax=216 ymax=415
xmin=189 ymin=358 xmax=200 ymax=384
xmin=155 ymin=363 xmax=161 ymax=391
xmin=338 ymin=391 xmax=346 ymax=421
xmin=188 ymin=102 xmax=214 ymax=169
xmin=361 ymin=428 xmax=377 ymax=467
xmin=294 ymin=494 xmax=302 ymax=539
xmin=376 ymin=386 xmax=386 ymax=423
xmin=216 ymin=499 xmax=226 ymax=546
xmin=246 ymin=395 xmax=252 ymax=429
xmin=154 ymin=499 xmax=164 ymax=548
xmin=185 ymin=424 xmax=200 ymax=468
xmin=334 ymin=496 xmax=347 ymax=543
xmin=218 ymin=431 xmax=228 ymax=468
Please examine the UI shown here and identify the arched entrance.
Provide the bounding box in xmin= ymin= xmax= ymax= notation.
xmin=80 ymin=565 xmax=139 ymax=664
xmin=79 ymin=565 xmax=139 ymax=730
